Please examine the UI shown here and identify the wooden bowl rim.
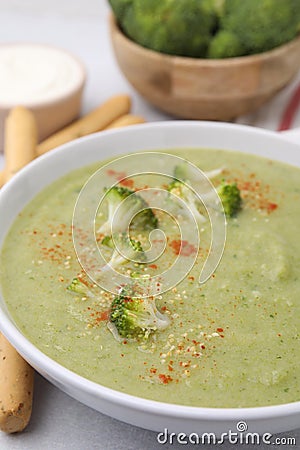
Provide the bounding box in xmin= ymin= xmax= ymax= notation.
xmin=110 ymin=14 xmax=300 ymax=68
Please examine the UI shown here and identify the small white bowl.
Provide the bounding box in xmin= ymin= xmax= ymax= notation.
xmin=0 ymin=43 xmax=86 ymax=150
xmin=0 ymin=122 xmax=299 ymax=435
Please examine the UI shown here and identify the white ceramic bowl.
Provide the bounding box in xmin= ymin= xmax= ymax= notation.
xmin=0 ymin=122 xmax=299 ymax=436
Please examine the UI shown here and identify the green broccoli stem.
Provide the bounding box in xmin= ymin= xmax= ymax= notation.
xmin=109 ymin=287 xmax=170 ymax=341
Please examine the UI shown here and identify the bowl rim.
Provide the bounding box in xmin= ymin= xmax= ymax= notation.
xmin=0 ymin=121 xmax=300 ymax=427
xmin=110 ymin=13 xmax=300 ymax=66
xmin=0 ymin=42 xmax=86 ymax=109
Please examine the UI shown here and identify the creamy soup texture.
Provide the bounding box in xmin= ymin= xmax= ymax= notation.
xmin=1 ymin=148 xmax=300 ymax=408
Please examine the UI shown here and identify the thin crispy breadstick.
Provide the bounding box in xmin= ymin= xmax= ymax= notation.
xmin=0 ymin=170 xmax=5 ymax=188
xmin=0 ymin=106 xmax=37 ymax=433
xmin=36 ymin=94 xmax=131 ymax=155
xmin=4 ymin=106 xmax=37 ymax=182
xmin=104 ymin=114 xmax=145 ymax=130
xmin=0 ymin=334 xmax=34 ymax=433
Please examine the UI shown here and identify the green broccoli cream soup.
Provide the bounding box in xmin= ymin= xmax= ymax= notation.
xmin=1 ymin=148 xmax=300 ymax=408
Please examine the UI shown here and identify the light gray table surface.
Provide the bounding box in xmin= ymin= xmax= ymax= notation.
xmin=0 ymin=1 xmax=299 ymax=448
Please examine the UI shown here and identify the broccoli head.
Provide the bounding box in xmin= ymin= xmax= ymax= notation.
xmin=173 ymin=163 xmax=191 ymax=182
xmin=118 ymin=0 xmax=218 ymax=57
xmin=109 ymin=0 xmax=300 ymax=58
xmin=109 ymin=288 xmax=170 ymax=340
xmin=217 ymin=182 xmax=242 ymax=217
xmin=67 ymin=277 xmax=94 ymax=297
xmin=168 ymin=180 xmax=206 ymax=224
xmin=98 ymin=185 xmax=158 ymax=235
xmin=208 ymin=30 xmax=244 ymax=58
xmin=101 ymin=233 xmax=146 ymax=270
xmin=110 ymin=0 xmax=300 ymax=59
xmin=109 ymin=0 xmax=133 ymax=22
xmin=218 ymin=0 xmax=300 ymax=56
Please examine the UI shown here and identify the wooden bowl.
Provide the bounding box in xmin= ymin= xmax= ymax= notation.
xmin=110 ymin=15 xmax=300 ymax=121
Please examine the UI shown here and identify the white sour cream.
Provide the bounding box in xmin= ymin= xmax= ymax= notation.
xmin=0 ymin=44 xmax=84 ymax=105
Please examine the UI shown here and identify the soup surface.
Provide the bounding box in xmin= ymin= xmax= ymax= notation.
xmin=1 ymin=148 xmax=300 ymax=408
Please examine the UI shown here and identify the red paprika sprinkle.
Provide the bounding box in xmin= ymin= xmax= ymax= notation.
xmin=106 ymin=169 xmax=126 ymax=180
xmin=158 ymin=374 xmax=173 ymax=384
xmin=267 ymin=202 xmax=278 ymax=213
xmin=169 ymin=239 xmax=197 ymax=256
xmin=119 ymin=178 xmax=134 ymax=189
xmin=95 ymin=310 xmax=110 ymax=322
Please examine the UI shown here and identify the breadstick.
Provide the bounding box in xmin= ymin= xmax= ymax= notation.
xmin=0 ymin=170 xmax=5 ymax=188
xmin=37 ymin=94 xmax=131 ymax=156
xmin=0 ymin=334 xmax=34 ymax=433
xmin=4 ymin=106 xmax=37 ymax=182
xmin=0 ymin=106 xmax=36 ymax=433
xmin=104 ymin=114 xmax=145 ymax=130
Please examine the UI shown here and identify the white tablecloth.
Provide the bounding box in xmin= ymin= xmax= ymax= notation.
xmin=0 ymin=1 xmax=299 ymax=448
